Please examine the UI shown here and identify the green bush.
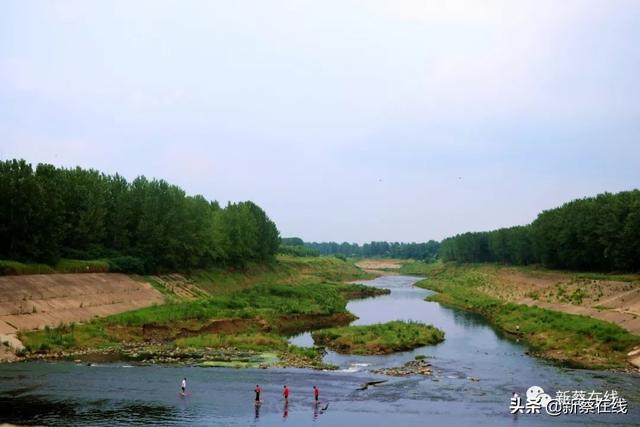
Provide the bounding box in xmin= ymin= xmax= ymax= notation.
xmin=278 ymin=245 xmax=320 ymax=257
xmin=107 ymin=256 xmax=146 ymax=274
xmin=0 ymin=260 xmax=55 ymax=275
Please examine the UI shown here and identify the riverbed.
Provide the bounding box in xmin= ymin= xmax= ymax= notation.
xmin=1 ymin=275 xmax=639 ymax=426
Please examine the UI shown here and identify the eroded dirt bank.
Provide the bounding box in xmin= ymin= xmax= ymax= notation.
xmin=0 ymin=273 xmax=163 ymax=358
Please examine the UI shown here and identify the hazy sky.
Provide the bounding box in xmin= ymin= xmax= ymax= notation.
xmin=1 ymin=1 xmax=639 ymax=243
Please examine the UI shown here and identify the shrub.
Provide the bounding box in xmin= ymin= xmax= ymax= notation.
xmin=107 ymin=256 xmax=146 ymax=274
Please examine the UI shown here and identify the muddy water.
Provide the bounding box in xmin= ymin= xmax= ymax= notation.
xmin=1 ymin=275 xmax=639 ymax=426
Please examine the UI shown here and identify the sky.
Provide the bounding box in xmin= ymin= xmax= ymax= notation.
xmin=1 ymin=1 xmax=639 ymax=243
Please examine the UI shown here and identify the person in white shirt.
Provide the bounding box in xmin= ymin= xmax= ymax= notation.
xmin=181 ymin=378 xmax=187 ymax=394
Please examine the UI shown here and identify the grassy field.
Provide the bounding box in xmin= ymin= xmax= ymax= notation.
xmin=311 ymin=320 xmax=445 ymax=355
xmin=190 ymin=255 xmax=375 ymax=295
xmin=19 ymin=256 xmax=381 ymax=358
xmin=411 ymin=261 xmax=640 ymax=369
xmin=176 ymin=332 xmax=289 ymax=352
xmin=0 ymin=259 xmax=110 ymax=275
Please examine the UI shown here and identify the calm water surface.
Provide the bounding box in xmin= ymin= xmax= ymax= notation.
xmin=2 ymin=275 xmax=639 ymax=426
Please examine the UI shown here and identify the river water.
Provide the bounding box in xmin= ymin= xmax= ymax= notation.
xmin=1 ymin=275 xmax=639 ymax=426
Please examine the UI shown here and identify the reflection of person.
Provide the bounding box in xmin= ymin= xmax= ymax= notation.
xmin=283 ymin=385 xmax=289 ymax=401
xmin=255 ymin=384 xmax=262 ymax=403
xmin=283 ymin=400 xmax=289 ymax=419
xmin=313 ymin=385 xmax=319 ymax=402
xmin=181 ymin=378 xmax=187 ymax=394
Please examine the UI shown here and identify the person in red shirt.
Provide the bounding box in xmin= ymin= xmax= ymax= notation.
xmin=283 ymin=385 xmax=289 ymax=401
xmin=254 ymin=384 xmax=262 ymax=404
xmin=313 ymin=385 xmax=320 ymax=402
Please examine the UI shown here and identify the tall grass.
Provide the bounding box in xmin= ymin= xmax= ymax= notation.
xmin=312 ymin=320 xmax=445 ymax=355
xmin=0 ymin=258 xmax=110 ymax=275
xmin=176 ymin=332 xmax=288 ymax=352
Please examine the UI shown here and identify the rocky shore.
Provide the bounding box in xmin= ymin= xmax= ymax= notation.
xmin=9 ymin=342 xmax=335 ymax=370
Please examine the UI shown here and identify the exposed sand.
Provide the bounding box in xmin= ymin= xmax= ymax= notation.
xmin=474 ymin=267 xmax=640 ymax=335
xmin=356 ymin=259 xmax=402 ymax=274
xmin=0 ymin=273 xmax=164 ymax=358
xmin=450 ymin=265 xmax=640 ymax=368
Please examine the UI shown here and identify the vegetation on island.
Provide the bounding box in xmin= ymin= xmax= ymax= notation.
xmin=311 ymin=321 xmax=445 ymax=355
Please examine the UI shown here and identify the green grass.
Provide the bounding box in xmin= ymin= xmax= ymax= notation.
xmin=311 ymin=320 xmax=445 ymax=355
xmin=176 ymin=332 xmax=289 ymax=352
xmin=21 ymin=323 xmax=115 ymax=353
xmin=413 ymin=262 xmax=640 ymax=369
xmin=397 ymin=260 xmax=439 ymax=276
xmin=104 ymin=281 xmax=347 ymax=327
xmin=0 ymin=260 xmax=55 ymax=275
xmin=190 ymin=255 xmax=374 ymax=295
xmin=0 ymin=258 xmax=110 ymax=275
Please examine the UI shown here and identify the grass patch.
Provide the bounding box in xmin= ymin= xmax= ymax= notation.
xmin=0 ymin=260 xmax=55 ymax=275
xmin=20 ymin=323 xmax=115 ymax=353
xmin=312 ymin=320 xmax=445 ymax=355
xmin=190 ymin=255 xmax=374 ymax=296
xmin=0 ymin=258 xmax=110 ymax=275
xmin=176 ymin=333 xmax=288 ymax=352
xmin=103 ymin=281 xmax=347 ymax=327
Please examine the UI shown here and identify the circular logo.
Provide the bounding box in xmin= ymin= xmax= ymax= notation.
xmin=526 ymin=386 xmax=552 ymax=408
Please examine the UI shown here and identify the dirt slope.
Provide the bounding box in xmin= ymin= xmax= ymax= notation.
xmin=474 ymin=267 xmax=640 ymax=335
xmin=0 ymin=273 xmax=164 ymax=355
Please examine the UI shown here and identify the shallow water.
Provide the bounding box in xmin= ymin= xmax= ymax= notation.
xmin=1 ymin=275 xmax=639 ymax=426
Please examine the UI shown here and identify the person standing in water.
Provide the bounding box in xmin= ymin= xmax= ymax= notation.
xmin=283 ymin=385 xmax=289 ymax=402
xmin=180 ymin=378 xmax=187 ymax=395
xmin=255 ymin=384 xmax=262 ymax=404
xmin=313 ymin=385 xmax=319 ymax=403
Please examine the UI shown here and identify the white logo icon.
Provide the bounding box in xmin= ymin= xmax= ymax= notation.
xmin=526 ymin=386 xmax=552 ymax=408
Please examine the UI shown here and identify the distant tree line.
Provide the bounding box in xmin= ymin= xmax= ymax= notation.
xmin=279 ymin=238 xmax=440 ymax=261
xmin=439 ymin=190 xmax=640 ymax=272
xmin=0 ymin=159 xmax=280 ymax=272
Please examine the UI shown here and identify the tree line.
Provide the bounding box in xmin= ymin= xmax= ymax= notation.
xmin=439 ymin=190 xmax=640 ymax=272
xmin=280 ymin=238 xmax=440 ymax=261
xmin=0 ymin=159 xmax=280 ymax=272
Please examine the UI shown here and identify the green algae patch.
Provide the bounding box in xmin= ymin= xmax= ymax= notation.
xmin=200 ymin=352 xmax=280 ymax=368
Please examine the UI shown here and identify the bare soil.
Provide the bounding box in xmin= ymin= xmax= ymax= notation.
xmin=356 ymin=259 xmax=402 ymax=274
xmin=0 ymin=273 xmax=164 ymax=358
xmin=474 ymin=266 xmax=640 ymax=335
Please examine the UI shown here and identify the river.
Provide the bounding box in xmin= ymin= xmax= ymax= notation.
xmin=1 ymin=275 xmax=639 ymax=426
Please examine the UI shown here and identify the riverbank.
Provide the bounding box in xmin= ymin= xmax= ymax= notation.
xmin=8 ymin=256 xmax=384 ymax=368
xmin=408 ymin=261 xmax=640 ymax=370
